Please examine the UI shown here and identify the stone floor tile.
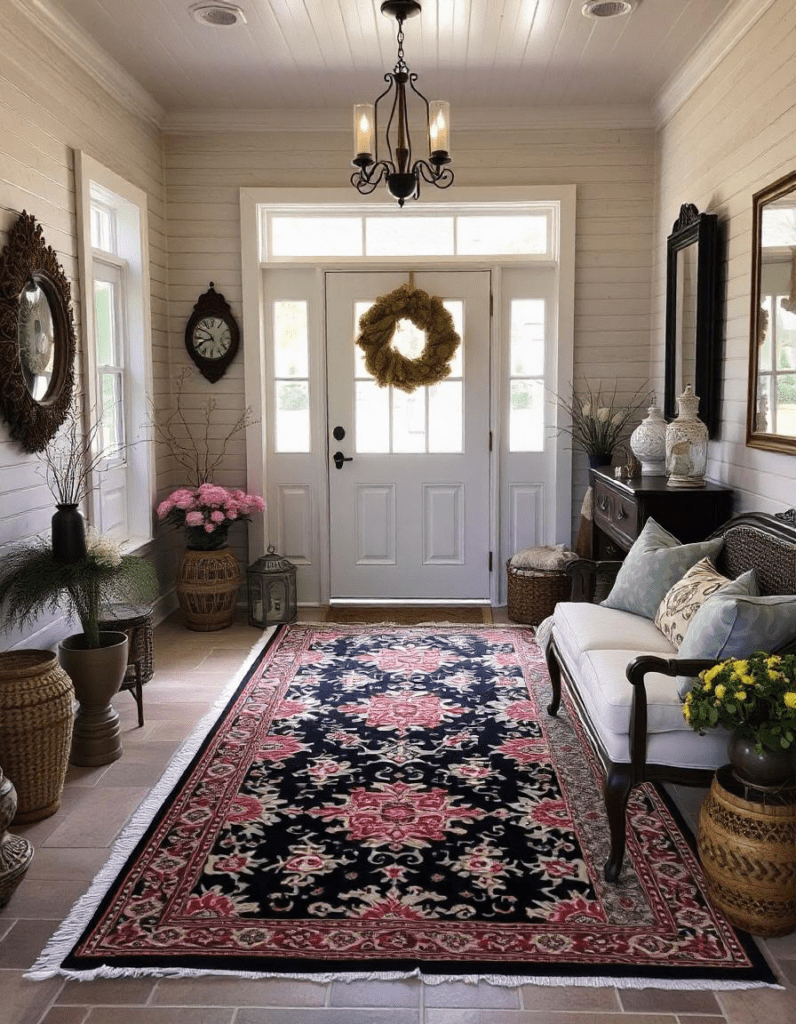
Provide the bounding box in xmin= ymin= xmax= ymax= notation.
xmin=39 ymin=1008 xmax=90 ymax=1024
xmin=619 ymin=988 xmax=722 ymax=1014
xmin=56 ymin=978 xmax=156 ymax=1005
xmin=236 ymin=1011 xmax=418 ymax=1024
xmin=764 ymin=931 xmax=796 ymax=958
xmin=152 ymin=977 xmax=328 ymax=1006
xmin=0 ymin=919 xmax=59 ymax=968
xmin=9 ymin=789 xmax=92 ymax=847
xmin=93 ymin=759 xmax=172 ymax=788
xmin=776 ymin=959 xmax=796 ymax=985
xmin=423 ymin=981 xmax=520 ymax=1008
xmin=329 ymin=978 xmax=420 ymax=1006
xmin=63 ymin=765 xmax=112 ymax=789
xmin=0 ymin=970 xmax=63 ymax=1024
xmin=424 ymin=1012 xmax=677 ymax=1024
xmin=42 ymin=788 xmax=147 ymax=849
xmin=2 ymin=879 xmax=87 ymax=919
xmin=717 ymin=986 xmax=796 ymax=1024
xmin=83 ymin=1009 xmax=233 ymax=1024
xmin=518 ymin=984 xmax=620 ymax=1011
xmin=677 ymin=1016 xmax=729 ymax=1024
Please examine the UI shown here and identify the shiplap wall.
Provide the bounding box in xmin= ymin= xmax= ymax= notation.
xmin=653 ymin=0 xmax=796 ymax=515
xmin=0 ymin=5 xmax=170 ymax=646
xmin=165 ymin=125 xmax=655 ymax=546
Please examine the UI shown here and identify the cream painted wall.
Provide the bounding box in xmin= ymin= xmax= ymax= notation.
xmin=0 ymin=4 xmax=171 ymax=646
xmin=653 ymin=0 xmax=796 ymax=515
xmin=165 ymin=124 xmax=656 ymax=547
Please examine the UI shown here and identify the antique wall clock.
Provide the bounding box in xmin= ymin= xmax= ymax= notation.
xmin=184 ymin=282 xmax=240 ymax=383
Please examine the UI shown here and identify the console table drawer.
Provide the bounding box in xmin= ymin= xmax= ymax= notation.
xmin=593 ymin=478 xmax=639 ymax=550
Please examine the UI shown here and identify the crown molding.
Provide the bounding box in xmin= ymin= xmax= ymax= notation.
xmin=654 ymin=0 xmax=778 ymax=128
xmin=11 ymin=0 xmax=164 ymax=128
xmin=163 ymin=104 xmax=656 ymax=135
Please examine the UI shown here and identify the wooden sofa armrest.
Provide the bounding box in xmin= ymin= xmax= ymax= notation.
xmin=624 ymin=655 xmax=722 ymax=774
xmin=566 ymin=558 xmax=623 ymax=603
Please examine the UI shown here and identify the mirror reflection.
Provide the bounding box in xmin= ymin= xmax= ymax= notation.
xmin=674 ymin=243 xmax=698 ymax=397
xmin=751 ymin=182 xmax=796 ymax=441
xmin=17 ymin=277 xmax=56 ymax=402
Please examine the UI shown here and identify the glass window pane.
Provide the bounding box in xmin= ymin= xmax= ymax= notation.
xmin=90 ymin=204 xmax=114 ymax=252
xmin=94 ymin=280 xmax=116 ymax=365
xmin=366 ymin=217 xmax=454 ymax=256
xmin=392 ymin=389 xmax=426 ymax=453
xmin=273 ymin=300 xmax=308 ymax=377
xmin=510 ymin=299 xmax=545 ymax=377
xmin=100 ymin=373 xmax=125 ymax=454
xmin=429 ymin=381 xmax=462 ymax=453
xmin=275 ymin=381 xmax=310 ymax=452
xmin=442 ymin=300 xmax=463 ymax=376
xmin=356 ymin=380 xmax=390 ymax=453
xmin=391 ymin=317 xmax=426 ymax=359
xmin=777 ymin=301 xmax=796 ymax=367
xmin=457 ymin=215 xmax=548 ymax=256
xmin=354 ymin=301 xmax=372 ymax=377
xmin=760 ymin=293 xmax=773 ymax=368
xmin=510 ymin=379 xmax=544 ymax=452
xmin=271 ymin=216 xmax=362 ymax=257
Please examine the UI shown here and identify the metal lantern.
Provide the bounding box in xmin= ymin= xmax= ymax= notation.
xmin=247 ymin=545 xmax=297 ymax=627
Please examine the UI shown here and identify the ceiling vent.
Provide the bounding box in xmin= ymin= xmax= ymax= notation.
xmin=190 ymin=4 xmax=247 ymax=27
xmin=582 ymin=0 xmax=637 ymax=18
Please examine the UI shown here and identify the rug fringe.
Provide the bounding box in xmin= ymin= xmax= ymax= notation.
xmin=25 ymin=627 xmax=278 ymax=982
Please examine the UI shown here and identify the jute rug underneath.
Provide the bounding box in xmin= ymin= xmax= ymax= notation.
xmin=325 ymin=605 xmax=490 ymax=624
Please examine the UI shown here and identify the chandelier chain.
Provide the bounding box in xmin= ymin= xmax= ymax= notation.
xmin=395 ymin=19 xmax=408 ymax=73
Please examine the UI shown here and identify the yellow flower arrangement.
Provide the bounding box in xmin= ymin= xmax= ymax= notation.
xmin=683 ymin=651 xmax=796 ymax=754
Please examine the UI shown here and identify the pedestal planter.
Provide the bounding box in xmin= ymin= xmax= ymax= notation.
xmin=177 ymin=547 xmax=241 ymax=631
xmin=0 ymin=768 xmax=33 ymax=907
xmin=0 ymin=651 xmax=74 ymax=824
xmin=58 ymin=631 xmax=128 ymax=767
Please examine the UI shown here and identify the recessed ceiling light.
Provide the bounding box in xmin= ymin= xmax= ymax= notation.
xmin=582 ymin=0 xmax=638 ymax=18
xmin=190 ymin=4 xmax=247 ymax=27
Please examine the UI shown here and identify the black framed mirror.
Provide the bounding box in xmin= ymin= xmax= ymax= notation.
xmin=0 ymin=211 xmax=76 ymax=451
xmin=664 ymin=203 xmax=720 ymax=436
xmin=746 ymin=169 xmax=796 ymax=453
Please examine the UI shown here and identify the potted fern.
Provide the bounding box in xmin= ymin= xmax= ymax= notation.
xmin=0 ymin=530 xmax=156 ymax=766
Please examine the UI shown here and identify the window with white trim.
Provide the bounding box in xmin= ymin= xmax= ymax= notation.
xmin=76 ymin=153 xmax=154 ymax=548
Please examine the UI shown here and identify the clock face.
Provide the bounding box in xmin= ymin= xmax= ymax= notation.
xmin=192 ymin=316 xmax=232 ymax=360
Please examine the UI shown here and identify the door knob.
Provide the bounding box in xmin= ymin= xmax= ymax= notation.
xmin=333 ymin=450 xmax=353 ymax=470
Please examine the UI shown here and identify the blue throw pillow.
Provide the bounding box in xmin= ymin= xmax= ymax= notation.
xmin=675 ymin=570 xmax=796 ymax=698
xmin=601 ymin=518 xmax=724 ymax=621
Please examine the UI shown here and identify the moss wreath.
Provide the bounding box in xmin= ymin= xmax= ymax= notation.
xmin=356 ymin=283 xmax=461 ymax=393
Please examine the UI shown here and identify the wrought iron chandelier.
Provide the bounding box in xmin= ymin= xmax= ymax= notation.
xmin=351 ymin=0 xmax=453 ymax=207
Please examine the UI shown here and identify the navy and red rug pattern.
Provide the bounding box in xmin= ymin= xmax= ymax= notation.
xmin=62 ymin=624 xmax=772 ymax=982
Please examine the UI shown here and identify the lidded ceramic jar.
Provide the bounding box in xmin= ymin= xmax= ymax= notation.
xmin=665 ymin=385 xmax=708 ymax=488
xmin=630 ymin=399 xmax=667 ymax=475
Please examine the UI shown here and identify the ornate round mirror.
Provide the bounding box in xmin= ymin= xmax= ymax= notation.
xmin=0 ymin=212 xmax=75 ymax=451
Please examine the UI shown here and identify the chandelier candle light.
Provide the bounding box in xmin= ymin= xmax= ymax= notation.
xmin=351 ymin=1 xmax=452 ymax=207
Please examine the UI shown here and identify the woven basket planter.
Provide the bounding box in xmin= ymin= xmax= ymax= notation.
xmin=177 ymin=547 xmax=241 ymax=631
xmin=506 ymin=562 xmax=570 ymax=626
xmin=0 ymin=651 xmax=74 ymax=824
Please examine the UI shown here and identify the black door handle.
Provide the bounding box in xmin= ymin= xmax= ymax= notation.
xmin=333 ymin=450 xmax=353 ymax=470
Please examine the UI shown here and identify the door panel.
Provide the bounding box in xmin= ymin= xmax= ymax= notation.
xmin=326 ymin=271 xmax=490 ymax=601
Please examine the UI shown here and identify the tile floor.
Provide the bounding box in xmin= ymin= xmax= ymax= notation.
xmin=2 ymin=609 xmax=795 ymax=1024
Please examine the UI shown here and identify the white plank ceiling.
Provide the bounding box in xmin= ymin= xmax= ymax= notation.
xmin=51 ymin=0 xmax=736 ymax=113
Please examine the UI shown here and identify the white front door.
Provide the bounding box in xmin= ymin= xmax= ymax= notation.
xmin=326 ymin=271 xmax=491 ymax=601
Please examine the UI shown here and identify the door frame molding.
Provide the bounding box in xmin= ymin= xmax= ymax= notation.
xmin=240 ymin=186 xmax=576 ymax=605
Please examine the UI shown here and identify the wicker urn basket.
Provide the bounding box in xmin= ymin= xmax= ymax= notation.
xmin=177 ymin=547 xmax=241 ymax=631
xmin=0 ymin=651 xmax=74 ymax=824
xmin=698 ymin=767 xmax=796 ymax=937
xmin=506 ymin=562 xmax=571 ymax=626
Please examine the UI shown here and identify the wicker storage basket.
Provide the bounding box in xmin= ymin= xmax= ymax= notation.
xmin=177 ymin=547 xmax=241 ymax=631
xmin=506 ymin=561 xmax=570 ymax=625
xmin=0 ymin=651 xmax=74 ymax=824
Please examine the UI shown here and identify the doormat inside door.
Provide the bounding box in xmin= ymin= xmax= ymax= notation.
xmin=325 ymin=605 xmax=489 ymax=624
xmin=30 ymin=624 xmax=775 ymax=987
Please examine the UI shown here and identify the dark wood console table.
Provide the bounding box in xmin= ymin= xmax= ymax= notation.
xmin=590 ymin=468 xmax=733 ymax=558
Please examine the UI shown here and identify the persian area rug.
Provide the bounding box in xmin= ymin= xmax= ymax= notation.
xmin=325 ymin=605 xmax=489 ymax=624
xmin=31 ymin=624 xmax=775 ymax=987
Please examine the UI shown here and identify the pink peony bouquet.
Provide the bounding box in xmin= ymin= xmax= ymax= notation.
xmin=156 ymin=484 xmax=265 ymax=550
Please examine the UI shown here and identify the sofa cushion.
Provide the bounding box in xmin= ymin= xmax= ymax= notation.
xmin=552 ymin=601 xmax=675 ymax=675
xmin=676 ymin=571 xmax=795 ymax=697
xmin=654 ymin=557 xmax=732 ymax=650
xmin=575 ymin=648 xmax=730 ymax=768
xmin=601 ymin=518 xmax=724 ymax=621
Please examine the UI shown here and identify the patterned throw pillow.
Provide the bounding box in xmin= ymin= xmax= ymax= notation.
xmin=654 ymin=557 xmax=731 ymax=650
xmin=601 ymin=518 xmax=724 ymax=621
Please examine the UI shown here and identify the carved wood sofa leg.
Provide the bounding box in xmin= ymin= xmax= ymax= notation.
xmin=603 ymin=764 xmax=634 ymax=883
xmin=545 ymin=645 xmax=562 ymax=717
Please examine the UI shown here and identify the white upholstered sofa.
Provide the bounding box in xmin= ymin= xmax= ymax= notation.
xmin=542 ymin=510 xmax=796 ymax=883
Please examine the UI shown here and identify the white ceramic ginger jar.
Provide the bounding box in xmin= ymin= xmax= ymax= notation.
xmin=665 ymin=385 xmax=708 ymax=488
xmin=630 ymin=401 xmax=667 ymax=475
